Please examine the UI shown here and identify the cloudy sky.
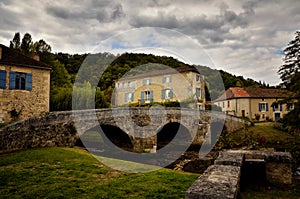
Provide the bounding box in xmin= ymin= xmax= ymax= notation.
xmin=0 ymin=0 xmax=299 ymax=85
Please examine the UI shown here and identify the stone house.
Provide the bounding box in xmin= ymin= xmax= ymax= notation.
xmin=0 ymin=44 xmax=51 ymax=123
xmin=113 ymin=66 xmax=205 ymax=109
xmin=214 ymin=87 xmax=293 ymax=121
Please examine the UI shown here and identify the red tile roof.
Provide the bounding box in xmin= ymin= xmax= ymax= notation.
xmin=215 ymin=87 xmax=292 ymax=101
xmin=0 ymin=44 xmax=51 ymax=70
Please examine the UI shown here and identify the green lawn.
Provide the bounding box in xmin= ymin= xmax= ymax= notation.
xmin=0 ymin=147 xmax=199 ymax=199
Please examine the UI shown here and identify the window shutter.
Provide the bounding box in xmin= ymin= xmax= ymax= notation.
xmin=170 ymin=89 xmax=173 ymax=99
xmin=280 ymin=104 xmax=282 ymax=111
xmin=142 ymin=80 xmax=146 ymax=86
xmin=0 ymin=70 xmax=6 ymax=89
xmin=141 ymin=91 xmax=144 ymax=104
xmin=9 ymin=71 xmax=16 ymax=90
xmin=258 ymin=103 xmax=262 ymax=111
xmin=161 ymin=89 xmax=165 ymax=99
xmin=196 ymin=88 xmax=199 ymax=98
xmin=169 ymin=76 xmax=172 ymax=82
xmin=162 ymin=77 xmax=165 ymax=83
xmin=272 ymin=106 xmax=275 ymax=111
xmin=266 ymin=103 xmax=268 ymax=111
xmin=150 ymin=91 xmax=153 ymax=102
xmin=131 ymin=93 xmax=134 ymax=101
xmin=25 ymin=73 xmax=32 ymax=91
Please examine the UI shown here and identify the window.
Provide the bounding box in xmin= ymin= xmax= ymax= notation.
xmin=222 ymin=102 xmax=225 ymax=108
xmin=258 ymin=102 xmax=268 ymax=112
xmin=196 ymin=74 xmax=201 ymax=82
xmin=287 ymin=103 xmax=294 ymax=111
xmin=272 ymin=104 xmax=282 ymax=112
xmin=124 ymin=93 xmax=134 ymax=103
xmin=227 ymin=101 xmax=230 ymax=108
xmin=142 ymin=79 xmax=151 ymax=85
xmin=162 ymin=89 xmax=173 ymax=99
xmin=0 ymin=70 xmax=6 ymax=89
xmin=9 ymin=72 xmax=32 ymax=91
xmin=141 ymin=90 xmax=153 ymax=103
xmin=162 ymin=76 xmax=172 ymax=83
xmin=195 ymin=87 xmax=201 ymax=98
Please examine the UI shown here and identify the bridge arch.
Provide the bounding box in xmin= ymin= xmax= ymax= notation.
xmin=156 ymin=122 xmax=192 ymax=150
xmin=78 ymin=124 xmax=134 ymax=153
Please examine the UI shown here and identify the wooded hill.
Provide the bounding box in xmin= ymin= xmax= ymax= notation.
xmin=45 ymin=52 xmax=271 ymax=108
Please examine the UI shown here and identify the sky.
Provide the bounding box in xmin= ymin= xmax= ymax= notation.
xmin=0 ymin=0 xmax=299 ymax=86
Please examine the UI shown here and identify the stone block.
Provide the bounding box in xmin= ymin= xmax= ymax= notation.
xmin=186 ymin=165 xmax=241 ymax=199
xmin=214 ymin=151 xmax=244 ymax=167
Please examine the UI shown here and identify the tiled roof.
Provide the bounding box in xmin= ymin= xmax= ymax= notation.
xmin=0 ymin=44 xmax=51 ymax=70
xmin=117 ymin=65 xmax=200 ymax=81
xmin=215 ymin=87 xmax=292 ymax=101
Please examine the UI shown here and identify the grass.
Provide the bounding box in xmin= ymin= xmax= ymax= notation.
xmin=0 ymin=147 xmax=199 ymax=199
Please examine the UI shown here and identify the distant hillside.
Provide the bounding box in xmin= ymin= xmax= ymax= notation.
xmin=41 ymin=53 xmax=268 ymax=110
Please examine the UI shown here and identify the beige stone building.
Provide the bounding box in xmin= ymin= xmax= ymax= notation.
xmin=214 ymin=87 xmax=293 ymax=121
xmin=113 ymin=66 xmax=205 ymax=109
xmin=0 ymin=44 xmax=51 ymax=123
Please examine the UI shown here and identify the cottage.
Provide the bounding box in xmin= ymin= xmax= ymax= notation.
xmin=0 ymin=44 xmax=51 ymax=122
xmin=214 ymin=87 xmax=293 ymax=121
xmin=113 ymin=65 xmax=205 ymax=109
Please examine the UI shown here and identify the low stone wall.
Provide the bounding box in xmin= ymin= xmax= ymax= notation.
xmin=185 ymin=150 xmax=293 ymax=199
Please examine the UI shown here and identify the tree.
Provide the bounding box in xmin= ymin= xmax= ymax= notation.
xmin=278 ymin=31 xmax=300 ymax=132
xmin=20 ymin=33 xmax=33 ymax=56
xmin=278 ymin=31 xmax=300 ymax=89
xmin=32 ymin=39 xmax=51 ymax=54
xmin=9 ymin=32 xmax=21 ymax=50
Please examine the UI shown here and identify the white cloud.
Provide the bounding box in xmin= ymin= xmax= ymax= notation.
xmin=0 ymin=0 xmax=299 ymax=85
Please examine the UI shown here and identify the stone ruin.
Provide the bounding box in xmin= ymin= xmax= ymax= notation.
xmin=185 ymin=150 xmax=293 ymax=199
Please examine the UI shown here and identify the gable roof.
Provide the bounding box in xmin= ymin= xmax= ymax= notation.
xmin=0 ymin=44 xmax=51 ymax=70
xmin=117 ymin=65 xmax=200 ymax=82
xmin=215 ymin=87 xmax=292 ymax=101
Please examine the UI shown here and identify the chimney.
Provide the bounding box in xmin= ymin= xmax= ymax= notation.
xmin=0 ymin=47 xmax=2 ymax=60
xmin=32 ymin=53 xmax=40 ymax=61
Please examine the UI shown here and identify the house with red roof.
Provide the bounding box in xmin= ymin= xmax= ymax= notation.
xmin=0 ymin=44 xmax=51 ymax=122
xmin=214 ymin=87 xmax=293 ymax=121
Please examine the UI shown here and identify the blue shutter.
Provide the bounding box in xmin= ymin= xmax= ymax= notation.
xmin=0 ymin=70 xmax=6 ymax=89
xmin=170 ymin=89 xmax=173 ymax=99
xmin=162 ymin=77 xmax=165 ymax=83
xmin=169 ymin=76 xmax=172 ymax=82
xmin=258 ymin=103 xmax=262 ymax=111
xmin=266 ymin=103 xmax=268 ymax=111
xmin=196 ymin=88 xmax=199 ymax=98
xmin=279 ymin=104 xmax=282 ymax=111
xmin=161 ymin=89 xmax=165 ymax=99
xmin=25 ymin=73 xmax=32 ymax=91
xmin=141 ymin=91 xmax=144 ymax=104
xmin=150 ymin=91 xmax=153 ymax=102
xmin=9 ymin=71 xmax=16 ymax=90
xmin=272 ymin=106 xmax=275 ymax=111
xmin=131 ymin=93 xmax=134 ymax=101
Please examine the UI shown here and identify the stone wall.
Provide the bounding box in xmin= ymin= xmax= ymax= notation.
xmin=0 ymin=65 xmax=50 ymax=123
xmin=186 ymin=150 xmax=293 ymax=199
xmin=0 ymin=108 xmax=246 ymax=153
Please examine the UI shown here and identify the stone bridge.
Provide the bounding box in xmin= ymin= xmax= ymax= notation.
xmin=0 ymin=107 xmax=248 ymax=154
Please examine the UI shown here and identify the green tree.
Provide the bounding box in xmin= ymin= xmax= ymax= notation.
xmin=9 ymin=32 xmax=21 ymax=50
xmin=278 ymin=31 xmax=300 ymax=131
xmin=20 ymin=33 xmax=33 ymax=56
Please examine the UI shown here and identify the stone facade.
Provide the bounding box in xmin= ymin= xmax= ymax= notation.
xmin=0 ymin=44 xmax=51 ymax=123
xmin=214 ymin=87 xmax=293 ymax=122
xmin=113 ymin=66 xmax=206 ymax=109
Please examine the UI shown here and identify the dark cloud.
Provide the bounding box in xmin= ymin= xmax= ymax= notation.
xmin=130 ymin=13 xmax=178 ymax=29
